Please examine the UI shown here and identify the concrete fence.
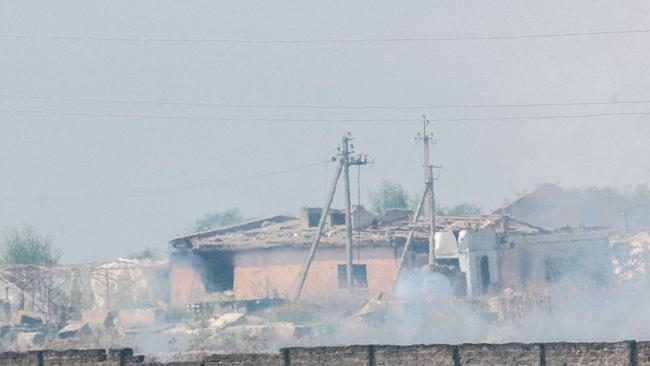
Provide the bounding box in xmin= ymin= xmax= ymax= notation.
xmin=0 ymin=348 xmax=143 ymax=366
xmin=3 ymin=341 xmax=650 ymax=365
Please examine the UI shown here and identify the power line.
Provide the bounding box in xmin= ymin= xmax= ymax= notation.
xmin=4 ymin=93 xmax=650 ymax=110
xmin=2 ymin=28 xmax=650 ymax=44
xmin=3 ymin=107 xmax=650 ymax=123
xmin=0 ymin=108 xmax=409 ymax=122
xmin=0 ymin=160 xmax=330 ymax=202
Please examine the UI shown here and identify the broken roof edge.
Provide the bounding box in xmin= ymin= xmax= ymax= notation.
xmin=190 ymin=238 xmax=404 ymax=253
xmin=506 ymin=223 xmax=614 ymax=238
xmin=169 ymin=215 xmax=296 ymax=247
xmin=504 ymin=217 xmax=552 ymax=234
xmin=170 ymin=212 xmax=591 ymax=253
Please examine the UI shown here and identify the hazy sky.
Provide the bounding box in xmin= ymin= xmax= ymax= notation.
xmin=2 ymin=1 xmax=650 ymax=263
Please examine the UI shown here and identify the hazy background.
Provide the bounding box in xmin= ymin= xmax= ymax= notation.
xmin=2 ymin=1 xmax=650 ymax=263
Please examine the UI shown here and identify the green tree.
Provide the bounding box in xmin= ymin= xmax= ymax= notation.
xmin=193 ymin=208 xmax=244 ymax=232
xmin=368 ymin=180 xmax=410 ymax=213
xmin=0 ymin=225 xmax=60 ymax=266
xmin=439 ymin=203 xmax=483 ymax=216
xmin=573 ymin=184 xmax=650 ymax=217
xmin=127 ymin=246 xmax=160 ymax=260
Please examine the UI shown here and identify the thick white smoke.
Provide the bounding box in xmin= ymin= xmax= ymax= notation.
xmin=324 ymin=257 xmax=650 ymax=347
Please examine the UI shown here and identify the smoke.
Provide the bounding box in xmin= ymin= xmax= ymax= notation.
xmin=110 ymin=238 xmax=650 ymax=358
xmin=324 ymin=258 xmax=650 ymax=347
xmin=327 ymin=269 xmax=491 ymax=346
xmin=490 ymin=281 xmax=650 ymax=343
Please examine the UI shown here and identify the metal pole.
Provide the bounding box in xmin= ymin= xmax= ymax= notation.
xmin=342 ymin=136 xmax=354 ymax=288
xmin=428 ymin=172 xmax=436 ymax=266
xmin=356 ymin=165 xmax=361 ymax=260
xmin=393 ymin=184 xmax=429 ymax=289
xmin=104 ymin=268 xmax=109 ymax=310
xmin=294 ymin=159 xmax=343 ymax=300
xmin=421 ymin=116 xmax=436 ymax=266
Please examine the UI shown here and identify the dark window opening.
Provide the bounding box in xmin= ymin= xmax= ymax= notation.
xmin=478 ymin=255 xmax=490 ymax=293
xmin=544 ymin=257 xmax=578 ymax=283
xmin=329 ymin=212 xmax=346 ymax=226
xmin=412 ymin=241 xmax=429 ymax=253
xmin=201 ymin=252 xmax=235 ymax=293
xmin=436 ymin=258 xmax=460 ymax=267
xmin=452 ymin=230 xmax=461 ymax=241
xmin=337 ymin=264 xmax=368 ymax=289
xmin=307 ymin=211 xmax=321 ymax=227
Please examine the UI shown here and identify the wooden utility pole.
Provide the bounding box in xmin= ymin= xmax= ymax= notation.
xmin=392 ymin=118 xmax=441 ymax=293
xmin=394 ymin=184 xmax=429 ymax=280
xmin=295 ymin=134 xmax=369 ymax=299
xmin=294 ymin=159 xmax=342 ymax=300
xmin=342 ymin=136 xmax=355 ymax=288
xmin=104 ymin=268 xmax=110 ymax=310
xmin=417 ymin=116 xmax=440 ymax=266
xmin=341 ymin=135 xmax=370 ymax=288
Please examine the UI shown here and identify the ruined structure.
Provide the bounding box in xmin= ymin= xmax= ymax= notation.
xmin=495 ymin=183 xmax=641 ymax=233
xmin=168 ymin=211 xmax=411 ymax=307
xmin=168 ymin=206 xmax=612 ymax=308
xmin=453 ymin=217 xmax=612 ymax=296
xmin=0 ymin=259 xmax=169 ymax=352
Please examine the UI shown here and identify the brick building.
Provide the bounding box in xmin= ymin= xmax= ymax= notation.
xmin=168 ymin=207 xmax=613 ymax=308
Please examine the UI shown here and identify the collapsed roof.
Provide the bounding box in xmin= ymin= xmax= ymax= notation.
xmin=169 ymin=209 xmax=600 ymax=253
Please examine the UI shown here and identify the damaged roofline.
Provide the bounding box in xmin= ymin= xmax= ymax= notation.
xmin=167 ymin=210 xmax=609 ymax=253
xmin=188 ymin=239 xmax=404 ymax=253
xmin=169 ymin=215 xmax=295 ymax=249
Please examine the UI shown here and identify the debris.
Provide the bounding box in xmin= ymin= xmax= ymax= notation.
xmin=611 ymin=233 xmax=650 ymax=281
xmin=81 ymin=309 xmax=109 ymax=327
xmin=268 ymin=322 xmax=297 ymax=338
xmin=15 ymin=311 xmax=44 ymax=326
xmin=114 ymin=308 xmax=162 ymax=329
xmin=209 ymin=312 xmax=245 ymax=329
xmin=355 ymin=292 xmax=387 ymax=323
xmin=16 ymin=332 xmax=44 ymax=348
xmin=58 ymin=322 xmax=90 ymax=339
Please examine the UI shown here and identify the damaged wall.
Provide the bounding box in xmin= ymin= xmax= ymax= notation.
xmin=231 ymin=246 xmax=397 ymax=301
xmin=91 ymin=259 xmax=169 ymax=310
xmin=170 ymin=246 xmax=400 ymax=307
xmin=457 ymin=226 xmax=500 ymax=297
xmin=455 ymin=226 xmax=612 ymax=297
xmin=170 ymin=252 xmax=209 ymax=308
xmin=498 ymin=231 xmax=612 ymax=292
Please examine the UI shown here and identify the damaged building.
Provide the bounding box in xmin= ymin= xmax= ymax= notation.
xmin=452 ymin=217 xmax=612 ymax=296
xmin=494 ymin=183 xmax=647 ymax=233
xmin=168 ymin=208 xmax=414 ymax=308
xmin=168 ymin=206 xmax=613 ymax=308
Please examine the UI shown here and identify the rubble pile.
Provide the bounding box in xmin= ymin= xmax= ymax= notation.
xmin=611 ymin=233 xmax=650 ymax=282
